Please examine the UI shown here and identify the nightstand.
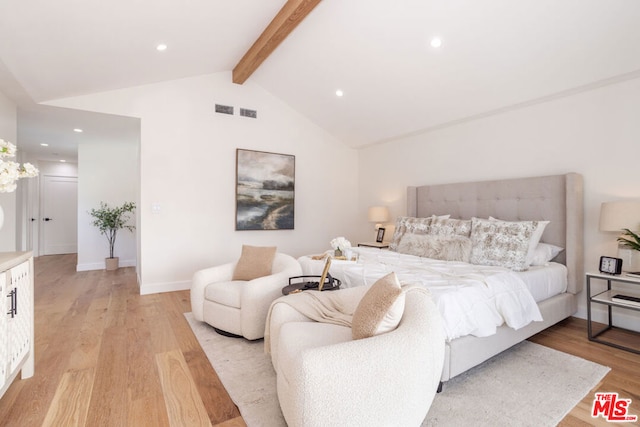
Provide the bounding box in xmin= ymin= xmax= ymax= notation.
xmin=357 ymin=242 xmax=389 ymax=249
xmin=586 ymin=271 xmax=640 ymax=354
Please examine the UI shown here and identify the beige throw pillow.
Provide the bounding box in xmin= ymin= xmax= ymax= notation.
xmin=232 ymin=245 xmax=277 ymax=281
xmin=352 ymin=272 xmax=406 ymax=340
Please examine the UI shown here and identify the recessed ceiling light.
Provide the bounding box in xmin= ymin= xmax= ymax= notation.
xmin=60 ymin=159 xmax=66 ymax=163
xmin=430 ymin=37 xmax=443 ymax=48
xmin=156 ymin=44 xmax=168 ymax=51
xmin=73 ymin=128 xmax=83 ymax=133
xmin=335 ymin=89 xmax=344 ymax=97
xmin=40 ymin=143 xmax=49 ymax=147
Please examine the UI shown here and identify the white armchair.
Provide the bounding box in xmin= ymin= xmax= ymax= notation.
xmin=268 ymin=287 xmax=445 ymax=426
xmin=191 ymin=252 xmax=301 ymax=340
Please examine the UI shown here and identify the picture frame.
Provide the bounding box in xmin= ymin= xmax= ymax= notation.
xmin=236 ymin=149 xmax=295 ymax=230
xmin=376 ymin=227 xmax=385 ymax=243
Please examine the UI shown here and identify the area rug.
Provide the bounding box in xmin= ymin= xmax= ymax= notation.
xmin=185 ymin=313 xmax=610 ymax=427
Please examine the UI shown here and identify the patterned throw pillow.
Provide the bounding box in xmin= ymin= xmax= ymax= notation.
xmin=429 ymin=217 xmax=472 ymax=237
xmin=397 ymin=233 xmax=472 ymax=262
xmin=469 ymin=217 xmax=537 ymax=271
xmin=388 ymin=216 xmax=434 ymax=251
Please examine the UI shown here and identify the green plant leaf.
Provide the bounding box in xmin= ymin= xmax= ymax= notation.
xmin=89 ymin=201 xmax=136 ymax=258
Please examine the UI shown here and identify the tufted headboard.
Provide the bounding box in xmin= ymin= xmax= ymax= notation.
xmin=407 ymin=173 xmax=584 ymax=294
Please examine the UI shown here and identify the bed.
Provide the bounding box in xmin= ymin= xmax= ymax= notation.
xmin=301 ymin=173 xmax=584 ymax=383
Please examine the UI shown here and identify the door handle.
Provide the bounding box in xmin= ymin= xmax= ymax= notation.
xmin=43 ymin=217 xmax=52 ymax=221
xmin=30 ymin=218 xmax=36 ymax=222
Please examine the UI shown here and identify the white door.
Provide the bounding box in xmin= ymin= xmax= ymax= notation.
xmin=41 ymin=176 xmax=78 ymax=255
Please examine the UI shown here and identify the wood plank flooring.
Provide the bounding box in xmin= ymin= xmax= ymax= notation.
xmin=0 ymin=253 xmax=638 ymax=426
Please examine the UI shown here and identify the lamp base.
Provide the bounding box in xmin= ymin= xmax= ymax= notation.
xmin=618 ymin=247 xmax=640 ymax=272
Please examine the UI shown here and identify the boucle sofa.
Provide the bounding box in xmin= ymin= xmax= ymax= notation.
xmin=267 ymin=285 xmax=445 ymax=426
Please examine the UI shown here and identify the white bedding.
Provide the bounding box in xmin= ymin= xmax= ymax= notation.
xmin=518 ymin=262 xmax=568 ymax=302
xmin=299 ymin=248 xmax=548 ymax=341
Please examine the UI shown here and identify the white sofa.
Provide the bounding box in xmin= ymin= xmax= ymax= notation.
xmin=190 ymin=252 xmax=302 ymax=340
xmin=267 ymin=286 xmax=445 ymax=427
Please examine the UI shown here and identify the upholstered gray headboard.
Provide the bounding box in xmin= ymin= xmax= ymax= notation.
xmin=407 ymin=173 xmax=584 ymax=294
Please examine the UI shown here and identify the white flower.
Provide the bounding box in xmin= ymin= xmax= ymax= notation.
xmin=20 ymin=163 xmax=39 ymax=178
xmin=0 ymin=139 xmax=17 ymax=158
xmin=0 ymin=139 xmax=39 ymax=193
xmin=330 ymin=236 xmax=351 ymax=251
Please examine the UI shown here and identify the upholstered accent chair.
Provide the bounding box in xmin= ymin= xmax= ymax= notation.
xmin=191 ymin=252 xmax=301 ymax=340
xmin=267 ymin=286 xmax=445 ymax=426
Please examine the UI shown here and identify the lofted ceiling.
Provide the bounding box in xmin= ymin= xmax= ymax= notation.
xmin=1 ymin=0 xmax=640 ymax=161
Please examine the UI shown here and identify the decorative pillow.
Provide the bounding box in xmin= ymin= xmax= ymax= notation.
xmin=489 ymin=217 xmax=549 ymax=266
xmin=469 ymin=217 xmax=537 ymax=271
xmin=397 ymin=233 xmax=472 ymax=262
xmin=428 ymin=217 xmax=472 ymax=237
xmin=526 ymin=220 xmax=549 ymax=265
xmin=352 ymin=272 xmax=406 ymax=340
xmin=388 ymin=216 xmax=434 ymax=251
xmin=530 ymin=243 xmax=564 ymax=266
xmin=232 ymin=245 xmax=277 ymax=281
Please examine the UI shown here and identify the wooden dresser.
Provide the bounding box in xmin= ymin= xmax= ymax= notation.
xmin=0 ymin=251 xmax=34 ymax=399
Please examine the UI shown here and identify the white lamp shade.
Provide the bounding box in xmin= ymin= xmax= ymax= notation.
xmin=368 ymin=206 xmax=390 ymax=223
xmin=599 ymin=201 xmax=640 ymax=232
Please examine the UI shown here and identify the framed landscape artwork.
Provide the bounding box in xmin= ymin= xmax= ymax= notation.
xmin=236 ymin=149 xmax=295 ymax=230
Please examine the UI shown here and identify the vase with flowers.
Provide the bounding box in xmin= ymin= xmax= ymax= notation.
xmin=0 ymin=139 xmax=39 ymax=230
xmin=330 ymin=236 xmax=351 ymax=258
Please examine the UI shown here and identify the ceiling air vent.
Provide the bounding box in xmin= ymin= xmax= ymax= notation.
xmin=240 ymin=108 xmax=257 ymax=119
xmin=215 ymin=104 xmax=234 ymax=115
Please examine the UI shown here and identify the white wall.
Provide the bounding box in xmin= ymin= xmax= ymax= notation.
xmin=358 ymin=76 xmax=640 ymax=329
xmin=0 ymin=89 xmax=17 ymax=251
xmin=77 ymin=142 xmax=138 ymax=271
xmin=49 ymin=72 xmax=359 ymax=294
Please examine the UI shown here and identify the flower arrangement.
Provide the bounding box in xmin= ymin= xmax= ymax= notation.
xmin=1 ymin=139 xmax=38 ymax=193
xmin=330 ymin=236 xmax=351 ymax=256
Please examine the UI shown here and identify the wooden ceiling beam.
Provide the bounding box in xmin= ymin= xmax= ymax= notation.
xmin=232 ymin=0 xmax=322 ymax=84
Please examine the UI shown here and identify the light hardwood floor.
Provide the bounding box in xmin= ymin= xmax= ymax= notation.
xmin=0 ymin=254 xmax=638 ymax=426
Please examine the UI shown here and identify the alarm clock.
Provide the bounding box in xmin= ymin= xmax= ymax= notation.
xmin=599 ymin=256 xmax=623 ymax=275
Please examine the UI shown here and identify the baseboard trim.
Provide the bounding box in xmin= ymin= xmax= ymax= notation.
xmin=76 ymin=259 xmax=137 ymax=272
xmin=140 ymin=280 xmax=190 ymax=295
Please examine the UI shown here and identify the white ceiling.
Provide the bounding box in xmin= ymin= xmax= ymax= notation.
xmin=1 ymin=0 xmax=640 ymax=160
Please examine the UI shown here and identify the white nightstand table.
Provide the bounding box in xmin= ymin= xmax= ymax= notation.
xmin=586 ymin=271 xmax=640 ymax=354
xmin=357 ymin=242 xmax=389 ymax=249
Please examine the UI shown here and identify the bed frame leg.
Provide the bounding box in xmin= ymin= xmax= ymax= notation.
xmin=437 ymin=382 xmax=443 ymax=393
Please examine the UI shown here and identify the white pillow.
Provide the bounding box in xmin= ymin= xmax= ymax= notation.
xmin=530 ymin=243 xmax=564 ymax=266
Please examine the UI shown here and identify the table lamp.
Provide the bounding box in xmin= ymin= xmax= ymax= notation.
xmin=599 ymin=201 xmax=640 ymax=271
xmin=368 ymin=206 xmax=389 ymax=231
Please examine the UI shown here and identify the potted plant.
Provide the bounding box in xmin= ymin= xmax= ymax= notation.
xmin=618 ymin=228 xmax=640 ymax=271
xmin=89 ymin=201 xmax=136 ymax=270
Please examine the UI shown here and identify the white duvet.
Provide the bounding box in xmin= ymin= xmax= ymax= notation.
xmin=306 ymin=248 xmax=543 ymax=341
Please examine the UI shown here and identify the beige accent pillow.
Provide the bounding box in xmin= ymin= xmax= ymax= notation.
xmin=352 ymin=272 xmax=406 ymax=340
xmin=232 ymin=245 xmax=277 ymax=281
